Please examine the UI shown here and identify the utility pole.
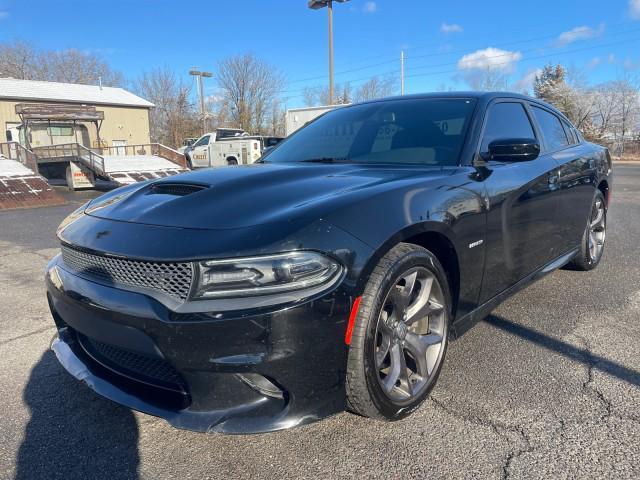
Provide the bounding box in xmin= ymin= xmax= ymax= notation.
xmin=328 ymin=0 xmax=334 ymax=104
xmin=308 ymin=0 xmax=349 ymax=105
xmin=189 ymin=68 xmax=213 ymax=135
xmin=400 ymin=50 xmax=405 ymax=95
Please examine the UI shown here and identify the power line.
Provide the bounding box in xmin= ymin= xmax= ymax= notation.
xmin=284 ymin=24 xmax=640 ymax=87
xmin=404 ymin=36 xmax=640 ymax=80
xmin=279 ymin=35 xmax=640 ymax=99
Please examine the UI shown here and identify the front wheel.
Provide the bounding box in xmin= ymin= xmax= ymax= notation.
xmin=346 ymin=243 xmax=451 ymax=421
xmin=568 ymin=190 xmax=607 ymax=271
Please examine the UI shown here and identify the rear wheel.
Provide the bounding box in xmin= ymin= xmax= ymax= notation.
xmin=568 ymin=190 xmax=606 ymax=271
xmin=346 ymin=243 xmax=451 ymax=420
xmin=227 ymin=157 xmax=238 ymax=166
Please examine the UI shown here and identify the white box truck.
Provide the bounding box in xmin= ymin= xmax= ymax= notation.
xmin=285 ymin=104 xmax=348 ymax=136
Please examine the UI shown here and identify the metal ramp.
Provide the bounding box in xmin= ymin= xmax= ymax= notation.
xmin=0 ymin=142 xmax=65 ymax=210
xmin=32 ymin=143 xmax=188 ymax=186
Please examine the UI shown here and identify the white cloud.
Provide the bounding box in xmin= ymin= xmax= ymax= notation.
xmin=363 ymin=1 xmax=377 ymax=13
xmin=587 ymin=56 xmax=602 ymax=69
xmin=458 ymin=47 xmax=522 ymax=72
xmin=0 ymin=11 xmax=9 ymax=19
xmin=441 ymin=22 xmax=463 ymax=34
xmin=608 ymin=53 xmax=617 ymax=64
xmin=514 ymin=68 xmax=542 ymax=93
xmin=556 ymin=24 xmax=604 ymax=46
xmin=630 ymin=0 xmax=640 ymax=19
xmin=623 ymin=57 xmax=640 ymax=69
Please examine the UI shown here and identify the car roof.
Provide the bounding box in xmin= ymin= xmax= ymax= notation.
xmin=351 ymin=91 xmax=568 ymax=122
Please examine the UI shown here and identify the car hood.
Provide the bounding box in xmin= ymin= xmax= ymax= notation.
xmin=85 ymin=162 xmax=449 ymax=230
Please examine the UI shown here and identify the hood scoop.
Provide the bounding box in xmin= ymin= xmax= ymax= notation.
xmin=148 ymin=183 xmax=208 ymax=197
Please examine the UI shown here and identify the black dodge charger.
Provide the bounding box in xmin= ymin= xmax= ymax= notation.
xmin=46 ymin=92 xmax=611 ymax=433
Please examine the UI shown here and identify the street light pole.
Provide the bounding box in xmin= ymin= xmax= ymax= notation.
xmin=308 ymin=0 xmax=349 ymax=106
xmin=189 ymin=68 xmax=213 ymax=135
xmin=328 ymin=0 xmax=334 ymax=105
xmin=400 ymin=50 xmax=405 ymax=95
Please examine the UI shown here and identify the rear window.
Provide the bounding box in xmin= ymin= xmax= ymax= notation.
xmin=561 ymin=119 xmax=579 ymax=145
xmin=531 ymin=106 xmax=569 ymax=151
xmin=266 ymin=98 xmax=477 ymax=166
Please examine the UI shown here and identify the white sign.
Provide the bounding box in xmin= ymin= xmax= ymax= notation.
xmin=66 ymin=162 xmax=95 ymax=190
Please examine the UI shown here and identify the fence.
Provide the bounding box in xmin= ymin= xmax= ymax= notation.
xmin=0 ymin=142 xmax=39 ymax=172
xmin=31 ymin=143 xmax=106 ymax=175
xmin=99 ymin=143 xmax=187 ymax=169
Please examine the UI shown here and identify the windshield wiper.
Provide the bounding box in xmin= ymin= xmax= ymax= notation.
xmin=299 ymin=157 xmax=351 ymax=163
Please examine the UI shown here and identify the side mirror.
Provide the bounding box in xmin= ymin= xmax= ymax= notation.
xmin=488 ymin=138 xmax=540 ymax=162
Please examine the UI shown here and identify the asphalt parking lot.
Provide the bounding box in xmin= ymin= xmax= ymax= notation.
xmin=0 ymin=166 xmax=639 ymax=480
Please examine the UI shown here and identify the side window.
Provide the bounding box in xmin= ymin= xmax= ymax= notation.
xmin=194 ymin=135 xmax=210 ymax=147
xmin=561 ymin=119 xmax=578 ymax=145
xmin=481 ymin=102 xmax=535 ymax=153
xmin=531 ymin=107 xmax=569 ymax=151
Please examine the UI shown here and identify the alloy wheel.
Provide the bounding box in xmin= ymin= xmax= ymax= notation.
xmin=374 ymin=267 xmax=446 ymax=404
xmin=588 ymin=197 xmax=606 ymax=262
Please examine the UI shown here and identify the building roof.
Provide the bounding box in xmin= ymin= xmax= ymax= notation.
xmin=0 ymin=78 xmax=154 ymax=108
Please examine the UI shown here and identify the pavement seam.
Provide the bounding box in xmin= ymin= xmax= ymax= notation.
xmin=0 ymin=325 xmax=56 ymax=346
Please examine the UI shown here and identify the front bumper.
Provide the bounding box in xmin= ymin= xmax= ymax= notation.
xmin=46 ymin=255 xmax=354 ymax=433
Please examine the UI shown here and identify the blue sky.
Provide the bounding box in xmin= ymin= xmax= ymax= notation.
xmin=0 ymin=0 xmax=639 ymax=107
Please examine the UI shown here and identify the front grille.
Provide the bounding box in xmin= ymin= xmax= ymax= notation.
xmin=77 ymin=333 xmax=187 ymax=392
xmin=61 ymin=245 xmax=194 ymax=301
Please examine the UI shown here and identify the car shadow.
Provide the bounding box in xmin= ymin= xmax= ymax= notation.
xmin=484 ymin=314 xmax=640 ymax=387
xmin=15 ymin=351 xmax=139 ymax=480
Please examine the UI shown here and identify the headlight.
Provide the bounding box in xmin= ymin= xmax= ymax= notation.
xmin=193 ymin=251 xmax=342 ymax=299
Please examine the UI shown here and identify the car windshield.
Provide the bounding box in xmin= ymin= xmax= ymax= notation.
xmin=266 ymin=98 xmax=476 ymax=166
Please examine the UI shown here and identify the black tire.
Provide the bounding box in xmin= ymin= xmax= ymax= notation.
xmin=346 ymin=243 xmax=451 ymax=421
xmin=227 ymin=157 xmax=238 ymax=166
xmin=567 ymin=190 xmax=607 ymax=271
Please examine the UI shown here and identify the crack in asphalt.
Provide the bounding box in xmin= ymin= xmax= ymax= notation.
xmin=430 ymin=396 xmax=533 ymax=480
xmin=0 ymin=325 xmax=56 ymax=346
xmin=575 ymin=334 xmax=613 ymax=422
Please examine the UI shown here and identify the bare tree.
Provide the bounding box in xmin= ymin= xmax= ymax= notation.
xmin=302 ymin=76 xmax=396 ymax=107
xmin=610 ymin=77 xmax=640 ymax=159
xmin=353 ymin=75 xmax=397 ymax=102
xmin=463 ymin=67 xmax=508 ymax=92
xmin=135 ymin=67 xmax=199 ymax=147
xmin=216 ymin=53 xmax=285 ymax=133
xmin=268 ymin=99 xmax=286 ymax=136
xmin=0 ymin=41 xmax=41 ymax=79
xmin=302 ymin=86 xmax=319 ymax=107
xmin=0 ymin=40 xmax=123 ymax=86
xmin=592 ymin=83 xmax=618 ymax=140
